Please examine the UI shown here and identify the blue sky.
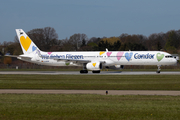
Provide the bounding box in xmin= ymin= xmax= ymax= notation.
xmin=1 ymin=0 xmax=180 ymax=42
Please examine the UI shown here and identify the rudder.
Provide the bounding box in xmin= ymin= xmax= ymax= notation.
xmin=15 ymin=29 xmax=39 ymax=54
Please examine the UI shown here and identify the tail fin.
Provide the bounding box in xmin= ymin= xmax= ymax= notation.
xmin=15 ymin=29 xmax=40 ymax=55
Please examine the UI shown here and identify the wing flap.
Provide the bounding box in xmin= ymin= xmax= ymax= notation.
xmin=53 ymin=58 xmax=106 ymax=64
xmin=54 ymin=58 xmax=91 ymax=63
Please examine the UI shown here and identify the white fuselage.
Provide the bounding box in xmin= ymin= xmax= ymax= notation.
xmin=18 ymin=51 xmax=177 ymax=67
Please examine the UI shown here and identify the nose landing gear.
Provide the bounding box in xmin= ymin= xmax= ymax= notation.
xmin=156 ymin=65 xmax=161 ymax=73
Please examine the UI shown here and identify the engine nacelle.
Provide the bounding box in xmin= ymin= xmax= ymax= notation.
xmin=86 ymin=62 xmax=102 ymax=71
xmin=105 ymin=65 xmax=124 ymax=70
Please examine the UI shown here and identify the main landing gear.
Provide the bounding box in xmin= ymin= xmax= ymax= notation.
xmin=80 ymin=63 xmax=88 ymax=74
xmin=156 ymin=65 xmax=161 ymax=73
xmin=80 ymin=70 xmax=88 ymax=73
xmin=92 ymin=70 xmax=100 ymax=73
xmin=80 ymin=70 xmax=101 ymax=73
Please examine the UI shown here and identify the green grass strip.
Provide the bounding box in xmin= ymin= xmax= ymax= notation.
xmin=0 ymin=94 xmax=180 ymax=120
xmin=0 ymin=75 xmax=180 ymax=90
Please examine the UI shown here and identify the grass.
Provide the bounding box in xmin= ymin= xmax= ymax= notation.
xmin=0 ymin=94 xmax=180 ymax=120
xmin=0 ymin=74 xmax=180 ymax=90
xmin=0 ymin=74 xmax=180 ymax=119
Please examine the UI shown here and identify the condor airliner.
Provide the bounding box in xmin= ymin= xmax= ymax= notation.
xmin=6 ymin=29 xmax=177 ymax=73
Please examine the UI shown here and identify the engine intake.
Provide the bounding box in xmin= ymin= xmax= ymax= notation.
xmin=105 ymin=65 xmax=124 ymax=70
xmin=86 ymin=62 xmax=102 ymax=71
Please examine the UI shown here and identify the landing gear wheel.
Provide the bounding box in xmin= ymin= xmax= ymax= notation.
xmin=92 ymin=70 xmax=100 ymax=73
xmin=156 ymin=65 xmax=161 ymax=74
xmin=80 ymin=70 xmax=88 ymax=73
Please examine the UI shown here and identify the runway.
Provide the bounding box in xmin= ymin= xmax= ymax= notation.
xmin=0 ymin=71 xmax=180 ymax=75
xmin=0 ymin=89 xmax=180 ymax=96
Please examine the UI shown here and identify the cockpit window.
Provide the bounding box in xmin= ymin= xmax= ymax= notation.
xmin=165 ymin=55 xmax=173 ymax=58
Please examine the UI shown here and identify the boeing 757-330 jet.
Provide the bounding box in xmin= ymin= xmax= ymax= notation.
xmin=6 ymin=29 xmax=178 ymax=73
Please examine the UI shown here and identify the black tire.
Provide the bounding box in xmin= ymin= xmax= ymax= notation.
xmin=92 ymin=70 xmax=100 ymax=73
xmin=80 ymin=70 xmax=88 ymax=73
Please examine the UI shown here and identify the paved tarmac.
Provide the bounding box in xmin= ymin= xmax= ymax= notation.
xmin=0 ymin=71 xmax=180 ymax=75
xmin=0 ymin=89 xmax=180 ymax=96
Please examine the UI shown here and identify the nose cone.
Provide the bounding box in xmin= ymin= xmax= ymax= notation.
xmin=172 ymin=58 xmax=177 ymax=65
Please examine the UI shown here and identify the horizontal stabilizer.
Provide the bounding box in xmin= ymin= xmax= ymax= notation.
xmin=5 ymin=54 xmax=32 ymax=59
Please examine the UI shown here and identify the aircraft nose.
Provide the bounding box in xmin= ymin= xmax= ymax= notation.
xmin=173 ymin=58 xmax=178 ymax=65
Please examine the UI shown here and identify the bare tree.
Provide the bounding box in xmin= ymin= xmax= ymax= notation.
xmin=69 ymin=33 xmax=88 ymax=51
xmin=27 ymin=27 xmax=58 ymax=51
xmin=27 ymin=28 xmax=44 ymax=49
xmin=43 ymin=27 xmax=58 ymax=49
xmin=87 ymin=37 xmax=101 ymax=44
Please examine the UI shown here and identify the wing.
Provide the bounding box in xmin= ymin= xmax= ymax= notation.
xmin=53 ymin=58 xmax=91 ymax=64
xmin=53 ymin=58 xmax=106 ymax=64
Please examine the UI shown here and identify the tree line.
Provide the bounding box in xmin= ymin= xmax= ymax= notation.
xmin=0 ymin=27 xmax=180 ymax=56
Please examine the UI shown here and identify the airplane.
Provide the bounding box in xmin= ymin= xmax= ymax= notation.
xmin=6 ymin=29 xmax=178 ymax=74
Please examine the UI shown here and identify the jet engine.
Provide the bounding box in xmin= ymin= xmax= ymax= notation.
xmin=86 ymin=62 xmax=102 ymax=71
xmin=105 ymin=65 xmax=124 ymax=70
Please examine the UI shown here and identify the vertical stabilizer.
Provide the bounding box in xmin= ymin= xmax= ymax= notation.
xmin=15 ymin=29 xmax=40 ymax=54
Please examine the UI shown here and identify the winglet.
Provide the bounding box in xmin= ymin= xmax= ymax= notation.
xmin=106 ymin=48 xmax=108 ymax=52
